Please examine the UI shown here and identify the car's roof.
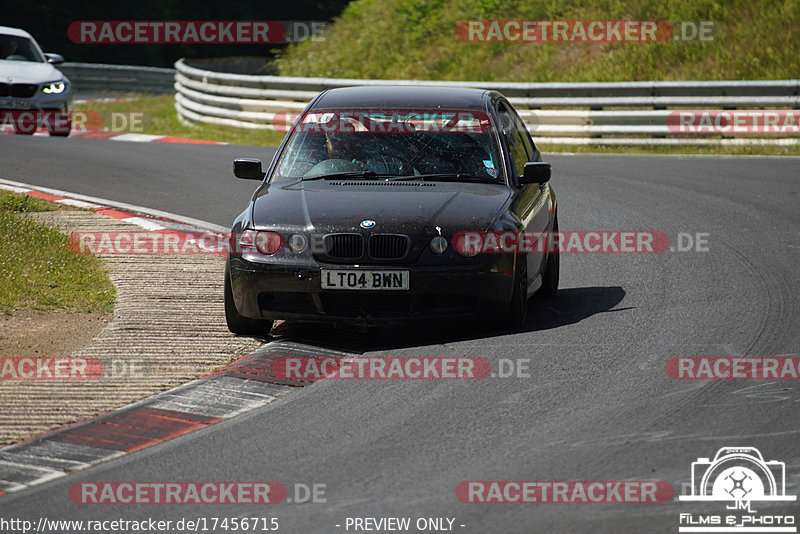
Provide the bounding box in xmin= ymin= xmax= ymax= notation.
xmin=0 ymin=26 xmax=35 ymax=39
xmin=311 ymin=85 xmax=492 ymax=111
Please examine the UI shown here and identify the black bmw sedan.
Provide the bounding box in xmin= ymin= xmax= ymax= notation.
xmin=225 ymin=85 xmax=558 ymax=333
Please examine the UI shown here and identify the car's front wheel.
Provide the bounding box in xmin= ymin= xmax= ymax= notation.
xmin=48 ymin=120 xmax=71 ymax=137
xmin=538 ymin=215 xmax=560 ymax=297
xmin=224 ymin=264 xmax=272 ymax=335
xmin=504 ymin=255 xmax=528 ymax=328
xmin=45 ymin=106 xmax=71 ymax=136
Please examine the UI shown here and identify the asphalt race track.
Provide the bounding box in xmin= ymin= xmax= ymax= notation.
xmin=1 ymin=134 xmax=799 ymax=533
xmin=0 ymin=136 xmax=276 ymax=227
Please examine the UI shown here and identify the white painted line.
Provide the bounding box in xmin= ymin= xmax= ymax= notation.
xmin=0 ymin=440 xmax=124 ymax=465
xmin=0 ymin=459 xmax=66 ymax=491
xmin=73 ymin=97 xmax=135 ymax=104
xmin=109 ymin=133 xmax=166 ymax=143
xmin=0 ymin=178 xmax=228 ymax=233
xmin=0 ymin=480 xmax=26 ymax=493
xmin=0 ymin=184 xmax=32 ymax=194
xmin=121 ymin=216 xmax=167 ymax=231
xmin=0 ymin=451 xmax=89 ymax=472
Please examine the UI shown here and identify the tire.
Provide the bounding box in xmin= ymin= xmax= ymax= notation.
xmin=224 ymin=264 xmax=272 ymax=335
xmin=49 ymin=124 xmax=71 ymax=137
xmin=504 ymin=254 xmax=528 ymax=328
xmin=538 ymin=215 xmax=560 ymax=297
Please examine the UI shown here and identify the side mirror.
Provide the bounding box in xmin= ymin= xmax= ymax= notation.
xmin=44 ymin=53 xmax=65 ymax=65
xmin=520 ymin=162 xmax=551 ymax=184
xmin=233 ymin=158 xmax=265 ymax=180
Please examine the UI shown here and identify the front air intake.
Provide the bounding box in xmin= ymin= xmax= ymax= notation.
xmin=324 ymin=233 xmax=364 ymax=259
xmin=369 ymin=234 xmax=410 ymax=260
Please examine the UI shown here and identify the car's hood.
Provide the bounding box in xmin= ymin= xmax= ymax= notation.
xmin=251 ymin=180 xmax=512 ymax=235
xmin=0 ymin=61 xmax=65 ymax=84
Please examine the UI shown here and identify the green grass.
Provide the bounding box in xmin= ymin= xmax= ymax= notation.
xmin=1 ymin=193 xmax=58 ymax=214
xmin=275 ymin=0 xmax=799 ymax=82
xmin=69 ymin=0 xmax=800 ymax=158
xmin=73 ymin=95 xmax=286 ymax=146
xmin=0 ymin=193 xmax=116 ymax=314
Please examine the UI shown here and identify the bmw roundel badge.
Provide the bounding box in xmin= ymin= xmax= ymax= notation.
xmin=360 ymin=220 xmax=376 ymax=229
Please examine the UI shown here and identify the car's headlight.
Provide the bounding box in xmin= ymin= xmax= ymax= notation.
xmin=42 ymin=82 xmax=67 ymax=94
xmin=452 ymin=232 xmax=479 ymax=257
xmin=429 ymin=236 xmax=448 ymax=254
xmin=238 ymin=230 xmax=284 ymax=255
xmin=287 ymin=233 xmax=308 ymax=253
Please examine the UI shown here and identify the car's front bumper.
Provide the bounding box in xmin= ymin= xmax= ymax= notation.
xmin=0 ymin=89 xmax=71 ymax=112
xmin=1 ymin=90 xmax=72 ymax=133
xmin=228 ymin=255 xmax=515 ymax=323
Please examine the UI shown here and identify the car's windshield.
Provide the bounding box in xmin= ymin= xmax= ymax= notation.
xmin=274 ymin=110 xmax=503 ymax=182
xmin=0 ymin=34 xmax=44 ymax=62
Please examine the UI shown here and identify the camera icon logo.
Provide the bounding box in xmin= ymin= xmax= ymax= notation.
xmin=680 ymin=447 xmax=796 ymax=502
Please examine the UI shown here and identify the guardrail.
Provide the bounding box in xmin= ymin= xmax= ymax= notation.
xmin=170 ymin=59 xmax=791 ymax=145
xmin=61 ymin=62 xmax=175 ymax=95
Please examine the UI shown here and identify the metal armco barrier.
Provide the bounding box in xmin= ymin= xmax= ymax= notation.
xmin=61 ymin=62 xmax=176 ymax=95
xmin=68 ymin=60 xmax=800 ymax=145
xmin=173 ymin=60 xmax=800 ymax=145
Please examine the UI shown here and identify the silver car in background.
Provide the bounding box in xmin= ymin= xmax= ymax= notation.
xmin=0 ymin=26 xmax=72 ymax=136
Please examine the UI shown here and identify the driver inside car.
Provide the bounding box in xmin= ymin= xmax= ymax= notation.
xmin=1 ymin=39 xmax=19 ymax=60
xmin=324 ymin=129 xmax=413 ymax=175
xmin=325 ymin=131 xmax=370 ymax=170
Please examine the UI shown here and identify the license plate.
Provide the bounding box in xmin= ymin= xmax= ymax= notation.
xmin=0 ymin=100 xmax=31 ymax=110
xmin=321 ymin=270 xmax=409 ymax=290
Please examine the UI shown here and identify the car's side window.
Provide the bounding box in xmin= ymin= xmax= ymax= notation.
xmin=509 ymin=104 xmax=537 ymax=162
xmin=497 ymin=102 xmax=531 ymax=177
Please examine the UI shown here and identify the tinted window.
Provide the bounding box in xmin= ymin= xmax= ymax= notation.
xmin=274 ymin=110 xmax=503 ymax=181
xmin=0 ymin=35 xmax=44 ymax=62
xmin=497 ymin=102 xmax=533 ymax=177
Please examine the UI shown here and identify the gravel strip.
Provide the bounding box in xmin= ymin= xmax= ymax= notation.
xmin=0 ymin=211 xmax=263 ymax=446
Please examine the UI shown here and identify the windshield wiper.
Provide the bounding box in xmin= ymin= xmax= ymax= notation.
xmin=300 ymin=171 xmax=393 ymax=181
xmin=389 ymin=173 xmax=496 ymax=183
